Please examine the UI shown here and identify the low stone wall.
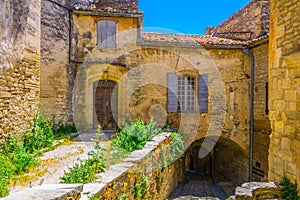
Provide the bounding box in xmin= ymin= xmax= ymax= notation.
xmin=229 ymin=182 xmax=281 ymax=200
xmin=2 ymin=132 xmax=185 ymax=200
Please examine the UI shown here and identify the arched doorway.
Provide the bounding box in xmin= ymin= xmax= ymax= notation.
xmin=185 ymin=137 xmax=249 ymax=185
xmin=93 ymin=80 xmax=118 ymax=130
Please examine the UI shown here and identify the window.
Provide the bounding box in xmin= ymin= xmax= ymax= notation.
xmin=167 ymin=73 xmax=208 ymax=113
xmin=97 ymin=20 xmax=116 ymax=48
xmin=178 ymin=76 xmax=196 ymax=112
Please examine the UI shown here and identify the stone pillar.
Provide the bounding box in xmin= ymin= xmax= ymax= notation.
xmin=268 ymin=0 xmax=300 ymax=187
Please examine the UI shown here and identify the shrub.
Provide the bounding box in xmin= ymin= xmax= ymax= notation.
xmin=53 ymin=118 xmax=77 ymax=139
xmin=23 ymin=112 xmax=54 ymax=153
xmin=111 ymin=117 xmax=161 ymax=152
xmin=168 ymin=131 xmax=184 ymax=164
xmin=60 ymin=141 xmax=106 ymax=183
xmin=281 ymin=177 xmax=300 ymax=200
xmin=0 ymin=155 xmax=13 ymax=197
xmin=0 ymin=112 xmax=55 ymax=197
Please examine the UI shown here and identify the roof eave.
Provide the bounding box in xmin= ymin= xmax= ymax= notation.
xmin=72 ymin=10 xmax=144 ymax=17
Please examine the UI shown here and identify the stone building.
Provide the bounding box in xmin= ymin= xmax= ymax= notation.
xmin=0 ymin=0 xmax=299 ymax=189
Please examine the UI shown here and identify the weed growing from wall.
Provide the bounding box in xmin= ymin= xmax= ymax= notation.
xmin=281 ymin=177 xmax=300 ymax=200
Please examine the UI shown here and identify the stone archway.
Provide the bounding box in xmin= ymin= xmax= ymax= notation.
xmin=185 ymin=136 xmax=249 ymax=185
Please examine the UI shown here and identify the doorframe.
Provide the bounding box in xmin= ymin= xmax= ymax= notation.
xmin=85 ymin=67 xmax=126 ymax=132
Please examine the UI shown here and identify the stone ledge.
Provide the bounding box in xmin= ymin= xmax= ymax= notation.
xmin=234 ymin=182 xmax=281 ymax=200
xmin=1 ymin=184 xmax=83 ymax=200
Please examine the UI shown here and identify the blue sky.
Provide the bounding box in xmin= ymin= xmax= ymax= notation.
xmin=139 ymin=0 xmax=250 ymax=35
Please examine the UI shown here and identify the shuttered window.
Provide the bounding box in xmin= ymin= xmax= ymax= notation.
xmin=167 ymin=73 xmax=208 ymax=113
xmin=167 ymin=73 xmax=178 ymax=112
xmin=97 ymin=20 xmax=116 ymax=48
xmin=198 ymin=74 xmax=208 ymax=113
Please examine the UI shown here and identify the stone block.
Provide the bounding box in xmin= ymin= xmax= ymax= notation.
xmin=2 ymin=184 xmax=83 ymax=200
xmin=235 ymin=182 xmax=281 ymax=200
xmin=284 ymin=90 xmax=297 ymax=101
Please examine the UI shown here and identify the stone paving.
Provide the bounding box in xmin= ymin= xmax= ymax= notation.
xmin=9 ymin=133 xmax=106 ymax=194
xmin=168 ymin=172 xmax=236 ymax=200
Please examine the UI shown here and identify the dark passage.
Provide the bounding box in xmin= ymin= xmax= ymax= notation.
xmin=168 ymin=171 xmax=235 ymax=200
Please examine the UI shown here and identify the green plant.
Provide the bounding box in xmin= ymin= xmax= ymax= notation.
xmin=168 ymin=131 xmax=184 ymax=165
xmin=60 ymin=126 xmax=106 ymax=183
xmin=88 ymin=195 xmax=103 ymax=200
xmin=0 ymin=112 xmax=59 ymax=198
xmin=23 ymin=112 xmax=54 ymax=153
xmin=53 ymin=117 xmax=77 ymax=139
xmin=112 ymin=117 xmax=161 ymax=152
xmin=3 ymin=135 xmax=37 ymax=174
xmin=155 ymin=169 xmax=163 ymax=194
xmin=0 ymin=155 xmax=13 ymax=197
xmin=60 ymin=158 xmax=96 ymax=183
xmin=132 ymin=174 xmax=148 ymax=199
xmin=119 ymin=194 xmax=129 ymax=200
xmin=281 ymin=177 xmax=300 ymax=200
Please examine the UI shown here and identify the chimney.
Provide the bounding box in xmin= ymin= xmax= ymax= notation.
xmin=205 ymin=26 xmax=214 ymax=35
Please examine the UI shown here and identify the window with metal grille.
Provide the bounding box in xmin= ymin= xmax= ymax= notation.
xmin=97 ymin=20 xmax=116 ymax=48
xmin=178 ymin=76 xmax=196 ymax=112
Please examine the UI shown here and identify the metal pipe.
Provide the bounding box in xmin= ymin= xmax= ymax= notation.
xmin=242 ymin=47 xmax=255 ymax=182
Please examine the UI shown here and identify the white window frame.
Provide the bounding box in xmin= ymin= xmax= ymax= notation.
xmin=178 ymin=76 xmax=196 ymax=112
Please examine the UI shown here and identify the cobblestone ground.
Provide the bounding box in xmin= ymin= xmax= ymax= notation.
xmin=168 ymin=172 xmax=236 ymax=200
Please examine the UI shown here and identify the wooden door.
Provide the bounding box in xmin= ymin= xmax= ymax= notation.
xmin=94 ymin=80 xmax=118 ymax=130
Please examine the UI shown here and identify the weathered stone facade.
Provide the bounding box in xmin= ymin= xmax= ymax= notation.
xmin=0 ymin=0 xmax=41 ymax=143
xmin=268 ymin=0 xmax=300 ymax=187
xmin=40 ymin=0 xmax=71 ymax=120
xmin=2 ymin=0 xmax=300 ymax=192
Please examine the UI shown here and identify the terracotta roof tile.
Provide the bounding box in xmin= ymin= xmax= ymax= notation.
xmin=142 ymin=32 xmax=248 ymax=47
xmin=211 ymin=0 xmax=269 ymax=41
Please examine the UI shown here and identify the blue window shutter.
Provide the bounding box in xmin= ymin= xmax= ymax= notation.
xmin=167 ymin=73 xmax=178 ymax=112
xmin=198 ymin=74 xmax=208 ymax=113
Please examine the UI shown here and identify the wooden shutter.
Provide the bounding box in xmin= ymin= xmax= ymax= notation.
xmin=97 ymin=21 xmax=106 ymax=48
xmin=198 ymin=74 xmax=208 ymax=113
xmin=167 ymin=73 xmax=178 ymax=112
xmin=97 ymin=20 xmax=116 ymax=48
xmin=106 ymin=20 xmax=116 ymax=48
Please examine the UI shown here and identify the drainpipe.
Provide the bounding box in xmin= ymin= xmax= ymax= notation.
xmin=243 ymin=48 xmax=255 ymax=182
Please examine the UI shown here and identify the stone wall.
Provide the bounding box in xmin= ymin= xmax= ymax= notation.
xmin=251 ymin=41 xmax=271 ymax=181
xmin=2 ymin=133 xmax=185 ymax=200
xmin=268 ymin=0 xmax=300 ymax=187
xmin=0 ymin=0 xmax=41 ymax=142
xmin=40 ymin=0 xmax=71 ymax=120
